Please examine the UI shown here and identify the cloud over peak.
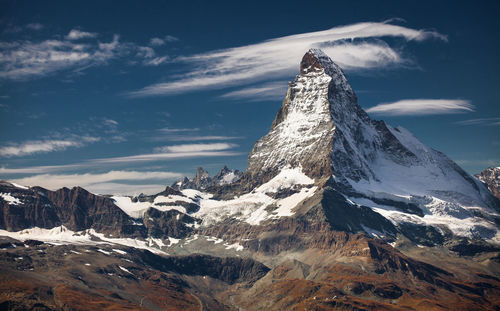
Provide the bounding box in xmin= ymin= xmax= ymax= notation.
xmin=127 ymin=20 xmax=446 ymax=97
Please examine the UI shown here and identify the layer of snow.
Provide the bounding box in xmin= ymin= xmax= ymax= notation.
xmin=225 ymin=242 xmax=244 ymax=251
xmin=168 ymin=237 xmax=180 ymax=245
xmin=112 ymin=249 xmax=127 ymax=255
xmin=98 ymin=249 xmax=111 ymax=255
xmin=11 ymin=182 xmax=29 ymax=190
xmin=349 ymin=196 xmax=499 ymax=243
xmin=112 ymin=195 xmax=188 ymax=218
xmin=204 ymin=236 xmax=244 ymax=251
xmin=248 ymin=67 xmax=334 ymax=172
xmin=192 ymin=167 xmax=317 ymax=226
xmin=119 ymin=266 xmax=133 ymax=274
xmin=154 ymin=195 xmax=194 ymax=205
xmin=0 ymin=226 xmax=168 ymax=255
xmin=272 ymin=186 xmax=317 ymax=218
xmin=111 ymin=196 xmax=151 ymax=218
xmin=220 ymin=171 xmax=239 ymax=185
xmin=0 ymin=193 xmax=22 ymax=205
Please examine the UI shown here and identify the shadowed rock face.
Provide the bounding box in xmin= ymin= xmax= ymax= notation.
xmin=0 ymin=182 xmax=143 ymax=237
xmin=0 ymin=182 xmax=60 ymax=231
xmin=143 ymin=208 xmax=197 ymax=239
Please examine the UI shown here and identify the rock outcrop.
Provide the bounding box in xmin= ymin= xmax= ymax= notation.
xmin=476 ymin=167 xmax=500 ymax=199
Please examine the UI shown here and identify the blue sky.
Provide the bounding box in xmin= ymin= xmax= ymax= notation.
xmin=0 ymin=0 xmax=498 ymax=195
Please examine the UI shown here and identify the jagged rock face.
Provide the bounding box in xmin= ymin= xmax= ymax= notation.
xmin=0 ymin=182 xmax=141 ymax=237
xmin=476 ymin=167 xmax=500 ymax=199
xmin=247 ymin=49 xmax=337 ymax=180
xmin=172 ymin=166 xmax=242 ymax=190
xmin=0 ymin=181 xmax=60 ymax=231
xmin=143 ymin=208 xmax=197 ymax=239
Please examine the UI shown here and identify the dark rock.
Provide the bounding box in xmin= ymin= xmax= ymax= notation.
xmin=143 ymin=208 xmax=197 ymax=239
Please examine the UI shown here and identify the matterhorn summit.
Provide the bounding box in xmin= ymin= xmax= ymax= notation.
xmin=243 ymin=48 xmax=499 ymax=242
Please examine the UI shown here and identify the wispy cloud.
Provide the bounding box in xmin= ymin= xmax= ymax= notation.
xmin=26 ymin=23 xmax=44 ymax=31
xmin=127 ymin=20 xmax=446 ymax=97
xmin=144 ymin=56 xmax=169 ymax=66
xmin=94 ymin=150 xmax=242 ymax=164
xmin=149 ymin=128 xmax=241 ymax=142
xmin=10 ymin=170 xmax=183 ymax=194
xmin=0 ymin=136 xmax=100 ymax=157
xmin=157 ymin=127 xmax=200 ymax=133
xmin=155 ymin=143 xmax=237 ymax=153
xmin=149 ymin=35 xmax=178 ymax=46
xmin=366 ymin=99 xmax=474 ymax=116
xmin=455 ymin=117 xmax=500 ymax=126
xmin=66 ymin=29 xmax=98 ymax=40
xmin=0 ymin=143 xmax=241 ymax=174
xmin=0 ymin=33 xmax=122 ymax=80
xmin=165 ymin=135 xmax=242 ymax=142
xmin=136 ymin=46 xmax=169 ymax=66
xmin=220 ymin=81 xmax=288 ymax=102
xmin=84 ymin=182 xmax=167 ymax=195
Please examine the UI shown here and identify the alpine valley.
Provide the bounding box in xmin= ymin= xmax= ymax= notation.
xmin=1 ymin=50 xmax=499 ymax=311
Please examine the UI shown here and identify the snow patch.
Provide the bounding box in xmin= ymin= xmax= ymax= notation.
xmin=0 ymin=226 xmax=169 ymax=255
xmin=0 ymin=193 xmax=22 ymax=205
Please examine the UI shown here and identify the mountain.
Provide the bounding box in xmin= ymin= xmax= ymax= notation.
xmin=1 ymin=49 xmax=499 ymax=310
xmin=172 ymin=166 xmax=243 ymax=191
xmin=476 ymin=167 xmax=500 ymax=199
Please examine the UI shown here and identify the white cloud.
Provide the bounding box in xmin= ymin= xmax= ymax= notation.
xmin=26 ymin=23 xmax=44 ymax=31
xmin=149 ymin=35 xmax=178 ymax=47
xmin=127 ymin=20 xmax=445 ymax=97
xmin=144 ymin=56 xmax=169 ymax=66
xmin=103 ymin=118 xmax=119 ymax=126
xmin=164 ymin=35 xmax=179 ymax=42
xmin=155 ymin=143 xmax=237 ymax=153
xmin=0 ymin=143 xmax=240 ymax=173
xmin=94 ymin=150 xmax=242 ymax=164
xmin=66 ymin=29 xmax=98 ymax=40
xmin=157 ymin=127 xmax=200 ymax=133
xmin=83 ymin=182 xmax=166 ymax=195
xmin=10 ymin=170 xmax=183 ymax=193
xmin=165 ymin=135 xmax=242 ymax=142
xmin=149 ymin=127 xmax=241 ymax=142
xmin=137 ymin=46 xmax=155 ymax=58
xmin=455 ymin=117 xmax=500 ymax=126
xmin=365 ymin=99 xmax=474 ymax=116
xmin=221 ymin=81 xmax=288 ymax=102
xmin=150 ymin=37 xmax=165 ymax=46
xmin=0 ymin=136 xmax=100 ymax=157
xmin=0 ymin=34 xmax=122 ymax=80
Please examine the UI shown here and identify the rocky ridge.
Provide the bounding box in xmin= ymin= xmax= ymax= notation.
xmin=476 ymin=167 xmax=500 ymax=199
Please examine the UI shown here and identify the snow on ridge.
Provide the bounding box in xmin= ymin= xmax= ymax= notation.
xmin=112 ymin=194 xmax=191 ymax=218
xmin=349 ymin=196 xmax=499 ymax=243
xmin=0 ymin=193 xmax=22 ymax=205
xmin=11 ymin=182 xmax=29 ymax=190
xmin=193 ymin=166 xmax=317 ymax=226
xmin=345 ymin=124 xmax=490 ymax=210
xmin=111 ymin=196 xmax=151 ymax=218
xmin=0 ymin=226 xmax=168 ymax=255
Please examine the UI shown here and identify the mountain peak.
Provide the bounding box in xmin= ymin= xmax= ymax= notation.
xmin=300 ymin=48 xmax=341 ymax=76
